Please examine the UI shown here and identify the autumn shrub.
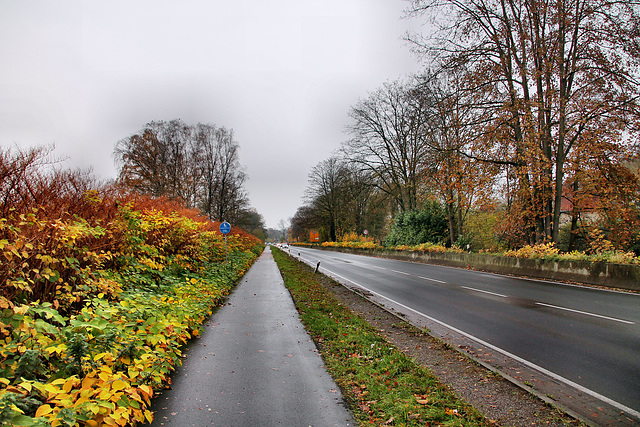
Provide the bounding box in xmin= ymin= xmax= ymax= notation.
xmin=504 ymin=242 xmax=560 ymax=259
xmin=0 ymin=250 xmax=256 ymax=427
xmin=586 ymin=228 xmax=614 ymax=255
xmin=321 ymin=241 xmax=338 ymax=248
xmin=503 ymin=239 xmax=640 ymax=264
xmin=0 ymin=186 xmax=260 ymax=310
xmin=0 ymin=209 xmax=118 ymax=313
xmin=492 ymin=206 xmax=536 ymax=250
xmin=0 ymin=146 xmax=122 ymax=224
xmin=355 ymin=241 xmax=379 ymax=250
xmin=330 ymin=232 xmax=380 ymax=249
xmin=384 ymin=242 xmax=464 ymax=254
xmin=463 ymin=209 xmax=505 ymax=253
xmin=0 ymin=150 xmax=263 ymax=426
xmin=0 ymin=230 xmax=260 ymax=427
xmin=338 ymin=232 xmax=363 ymax=242
xmin=582 ymin=229 xmax=639 ymax=263
xmin=322 ymin=240 xmax=466 ymax=253
xmin=321 ymin=241 xmax=382 ymax=250
xmin=411 ymin=242 xmax=463 ymax=253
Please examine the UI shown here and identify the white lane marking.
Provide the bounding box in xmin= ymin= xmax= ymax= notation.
xmin=418 ymin=276 xmax=447 ymax=284
xmin=535 ymin=302 xmax=636 ymax=325
xmin=461 ymin=286 xmax=508 ymax=298
xmin=369 ymin=265 xmax=387 ymax=270
xmin=317 ymin=265 xmax=640 ymax=421
xmin=391 ymin=269 xmax=411 ymax=276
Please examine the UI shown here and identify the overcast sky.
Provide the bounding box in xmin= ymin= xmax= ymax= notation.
xmin=0 ymin=1 xmax=425 ymax=228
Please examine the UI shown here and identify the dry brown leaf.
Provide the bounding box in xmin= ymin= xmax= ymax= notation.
xmin=414 ymin=393 xmax=429 ymax=405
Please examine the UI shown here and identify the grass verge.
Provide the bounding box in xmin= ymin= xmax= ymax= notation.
xmin=271 ymin=248 xmax=489 ymax=427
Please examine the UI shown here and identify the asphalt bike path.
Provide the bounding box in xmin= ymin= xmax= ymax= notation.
xmin=149 ymin=247 xmax=354 ymax=426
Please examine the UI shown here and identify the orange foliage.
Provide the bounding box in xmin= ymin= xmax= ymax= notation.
xmin=0 ymin=146 xmax=261 ymax=312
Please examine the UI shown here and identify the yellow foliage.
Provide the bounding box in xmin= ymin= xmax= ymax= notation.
xmin=505 ymin=242 xmax=559 ymax=258
xmin=321 ymin=240 xmax=382 ymax=250
xmin=587 ymin=228 xmax=615 ymax=254
xmin=339 ymin=232 xmax=363 ymax=242
xmin=0 ymin=197 xmax=262 ymax=426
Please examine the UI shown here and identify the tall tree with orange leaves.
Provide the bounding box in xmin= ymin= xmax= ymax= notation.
xmin=407 ymin=0 xmax=640 ymax=246
xmin=413 ymin=71 xmax=499 ymax=246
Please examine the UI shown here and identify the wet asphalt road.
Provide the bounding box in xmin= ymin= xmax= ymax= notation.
xmin=292 ymin=246 xmax=640 ymax=423
xmin=149 ymin=247 xmax=354 ymax=426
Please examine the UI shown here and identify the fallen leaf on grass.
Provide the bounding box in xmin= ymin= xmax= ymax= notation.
xmin=414 ymin=394 xmax=429 ymax=405
xmin=445 ymin=408 xmax=459 ymax=416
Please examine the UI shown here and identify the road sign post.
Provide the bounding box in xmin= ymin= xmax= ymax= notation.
xmin=219 ymin=221 xmax=231 ymax=263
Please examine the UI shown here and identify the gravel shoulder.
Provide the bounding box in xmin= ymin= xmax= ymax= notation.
xmin=312 ymin=272 xmax=584 ymax=426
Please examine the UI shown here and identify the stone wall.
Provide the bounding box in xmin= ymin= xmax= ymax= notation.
xmin=315 ymin=246 xmax=640 ymax=291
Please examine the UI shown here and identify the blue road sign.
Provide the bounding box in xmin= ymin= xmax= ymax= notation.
xmin=219 ymin=221 xmax=231 ymax=234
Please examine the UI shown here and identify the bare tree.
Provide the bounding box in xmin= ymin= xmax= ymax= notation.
xmin=277 ymin=218 xmax=290 ymax=242
xmin=340 ymin=165 xmax=386 ymax=238
xmin=0 ymin=145 xmax=55 ymax=216
xmin=343 ymin=80 xmax=433 ymax=213
xmin=115 ymin=120 xmax=250 ymax=223
xmin=193 ymin=125 xmax=248 ymax=222
xmin=207 ymin=128 xmax=248 ymax=222
xmin=299 ymin=157 xmax=385 ymax=242
xmin=235 ymin=208 xmax=266 ymax=240
xmin=162 ymin=119 xmax=192 ymax=200
xmin=290 ymin=205 xmax=318 ymax=242
xmin=305 ymin=157 xmax=351 ymax=241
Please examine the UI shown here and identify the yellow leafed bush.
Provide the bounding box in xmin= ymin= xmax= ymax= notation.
xmin=0 ymin=197 xmax=262 ymax=426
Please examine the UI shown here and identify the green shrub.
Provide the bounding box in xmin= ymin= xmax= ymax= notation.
xmin=384 ymin=202 xmax=448 ymax=247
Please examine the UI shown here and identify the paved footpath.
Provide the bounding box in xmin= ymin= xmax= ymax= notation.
xmin=149 ymin=247 xmax=355 ymax=426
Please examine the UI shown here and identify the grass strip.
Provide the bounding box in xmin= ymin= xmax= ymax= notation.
xmin=271 ymin=248 xmax=489 ymax=427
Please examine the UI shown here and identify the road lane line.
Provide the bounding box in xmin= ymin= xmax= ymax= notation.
xmin=316 ymin=265 xmax=640 ymax=421
xmin=461 ymin=286 xmax=508 ymax=298
xmin=369 ymin=265 xmax=387 ymax=270
xmin=418 ymin=276 xmax=446 ymax=284
xmin=391 ymin=269 xmax=411 ymax=276
xmin=535 ymin=302 xmax=635 ymax=325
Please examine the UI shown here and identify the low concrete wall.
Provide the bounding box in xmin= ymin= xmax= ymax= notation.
xmin=313 ymin=246 xmax=640 ymax=291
